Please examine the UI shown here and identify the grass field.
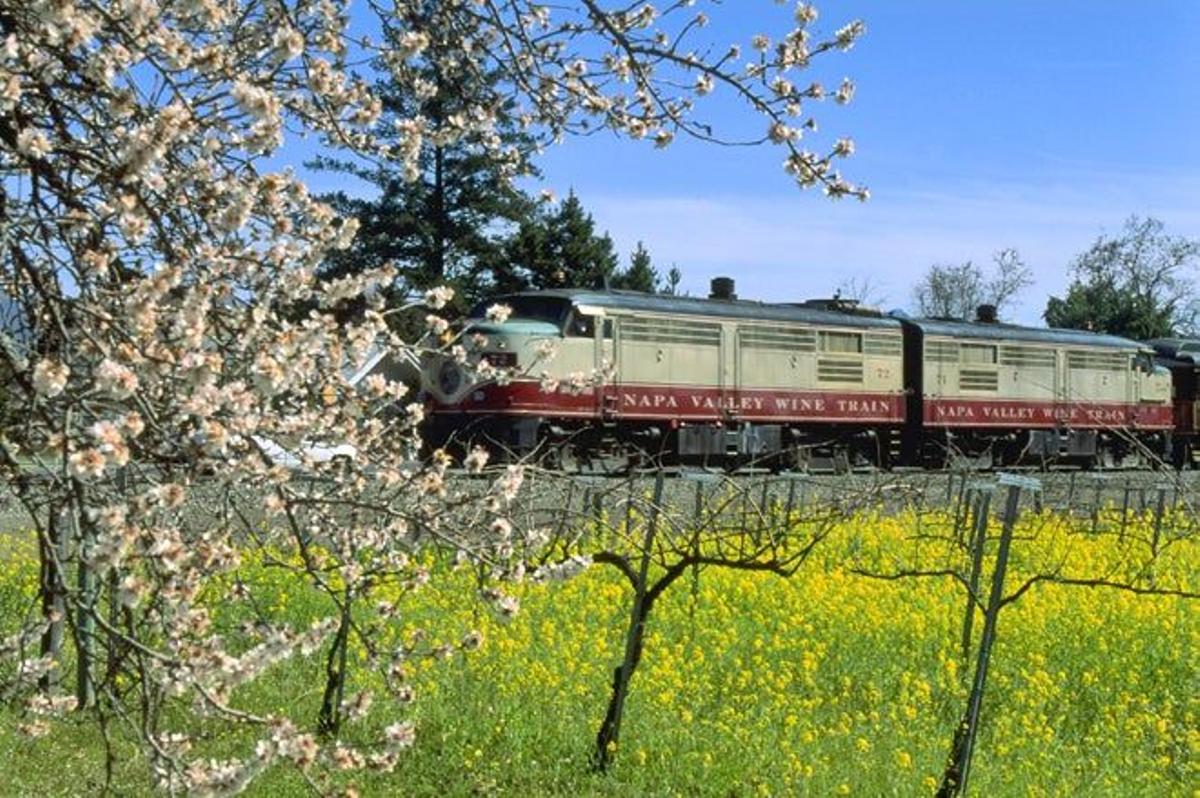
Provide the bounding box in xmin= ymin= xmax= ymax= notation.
xmin=0 ymin=507 xmax=1195 ymax=796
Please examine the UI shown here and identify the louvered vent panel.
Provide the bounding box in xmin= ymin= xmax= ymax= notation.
xmin=739 ymin=325 xmax=817 ymax=352
xmin=1066 ymin=351 xmax=1128 ymax=371
xmin=817 ymin=358 xmax=864 ymax=383
xmin=622 ymin=318 xmax=721 ymax=346
xmin=926 ymin=341 xmax=960 ymax=363
xmin=1000 ymin=346 xmax=1056 ymax=368
xmin=960 ymin=369 xmax=999 ymax=392
xmin=863 ymin=334 xmax=903 ymax=358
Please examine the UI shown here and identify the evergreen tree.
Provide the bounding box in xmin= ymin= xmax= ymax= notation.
xmin=613 ymin=241 xmax=659 ymax=293
xmin=498 ymin=192 xmax=621 ymax=290
xmin=310 ymin=1 xmax=538 ymax=312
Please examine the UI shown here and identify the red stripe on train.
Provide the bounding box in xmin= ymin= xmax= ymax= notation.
xmin=433 ymin=381 xmax=907 ymax=423
xmin=924 ymin=398 xmax=1173 ymax=429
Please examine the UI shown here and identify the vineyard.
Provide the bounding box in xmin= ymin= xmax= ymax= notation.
xmin=1 ymin=475 xmax=1195 ymax=796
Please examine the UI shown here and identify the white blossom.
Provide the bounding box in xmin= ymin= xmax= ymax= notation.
xmin=485 ymin=303 xmax=513 ymax=323
xmin=424 ymin=286 xmax=455 ymax=310
xmin=32 ymin=359 xmax=69 ymax=397
xmin=16 ymin=128 xmax=50 ymax=158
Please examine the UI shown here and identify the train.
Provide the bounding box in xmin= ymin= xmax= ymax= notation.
xmin=420 ymin=278 xmax=1200 ymax=472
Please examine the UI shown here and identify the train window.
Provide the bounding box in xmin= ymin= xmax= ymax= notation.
xmin=1134 ymin=353 xmax=1154 ymax=374
xmin=818 ymin=330 xmax=862 ymax=354
xmin=470 ymin=295 xmax=571 ymax=326
xmin=602 ymin=319 xmax=614 ymax=339
xmin=961 ymin=343 xmax=997 ymax=365
xmin=568 ymin=313 xmax=595 ymax=338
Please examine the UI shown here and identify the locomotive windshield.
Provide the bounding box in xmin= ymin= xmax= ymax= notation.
xmin=468 ymin=295 xmax=572 ymax=328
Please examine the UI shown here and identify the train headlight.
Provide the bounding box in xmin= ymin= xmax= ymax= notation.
xmin=488 ymin=351 xmax=518 ymax=368
xmin=438 ymin=361 xmax=464 ymax=396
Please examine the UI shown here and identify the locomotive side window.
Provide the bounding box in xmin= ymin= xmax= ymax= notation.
xmin=568 ymin=313 xmax=595 ymax=338
xmin=818 ymin=330 xmax=862 ymax=354
xmin=471 ymin=295 xmax=571 ymax=326
xmin=1134 ymin=353 xmax=1154 ymax=374
xmin=961 ymin=343 xmax=997 ymax=365
xmin=602 ymin=319 xmax=614 ymax=340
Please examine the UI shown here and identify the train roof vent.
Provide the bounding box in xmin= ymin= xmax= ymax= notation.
xmin=975 ymin=304 xmax=998 ymax=323
xmin=709 ymin=277 xmax=737 ymax=301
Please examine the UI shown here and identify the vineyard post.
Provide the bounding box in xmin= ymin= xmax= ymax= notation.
xmin=1089 ymin=475 xmax=1104 ymax=535
xmin=959 ymin=486 xmax=992 ymax=671
xmin=937 ymin=473 xmax=1040 ymax=798
xmin=685 ymin=473 xmax=713 ymax=632
xmin=952 ymin=473 xmax=969 ymax=540
xmin=1120 ymin=480 xmax=1131 ymax=539
xmin=1152 ymin=484 xmax=1161 ymax=554
xmin=739 ymin=481 xmax=750 ymax=534
xmin=590 ymin=482 xmax=605 ymax=541
xmin=758 ymin=479 xmax=770 ymax=537
xmin=628 ymin=475 xmax=638 ymax=537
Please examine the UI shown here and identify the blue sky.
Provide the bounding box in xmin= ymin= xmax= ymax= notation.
xmin=533 ymin=1 xmax=1200 ymax=323
xmin=308 ymin=2 xmax=1200 ymax=324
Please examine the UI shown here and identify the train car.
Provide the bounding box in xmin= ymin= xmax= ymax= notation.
xmin=1147 ymin=338 xmax=1200 ymax=466
xmin=900 ymin=309 xmax=1174 ymax=467
xmin=422 ymin=280 xmax=907 ymax=469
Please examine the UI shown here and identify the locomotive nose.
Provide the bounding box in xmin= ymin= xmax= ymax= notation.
xmin=421 ymin=353 xmax=470 ymax=404
xmin=437 ymin=359 xmax=464 ymax=397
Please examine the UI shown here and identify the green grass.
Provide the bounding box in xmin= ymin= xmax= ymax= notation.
xmin=0 ymin=511 xmax=1195 ymax=796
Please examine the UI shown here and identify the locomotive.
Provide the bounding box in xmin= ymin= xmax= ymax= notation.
xmin=421 ymin=279 xmax=1180 ymax=471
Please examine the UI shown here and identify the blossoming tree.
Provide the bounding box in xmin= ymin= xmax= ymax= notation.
xmin=0 ymin=0 xmax=865 ymax=791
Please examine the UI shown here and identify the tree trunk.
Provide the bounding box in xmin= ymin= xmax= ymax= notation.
xmin=317 ymin=597 xmax=353 ymax=736
xmin=38 ymin=510 xmax=66 ymax=692
xmin=593 ymin=471 xmax=665 ymax=771
xmin=593 ymin=597 xmax=650 ymax=771
xmin=432 ymin=143 xmax=446 ymax=282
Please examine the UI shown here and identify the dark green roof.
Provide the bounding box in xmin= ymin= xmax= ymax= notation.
xmin=481 ymin=289 xmax=903 ymax=331
xmin=902 ymin=317 xmax=1144 ymax=350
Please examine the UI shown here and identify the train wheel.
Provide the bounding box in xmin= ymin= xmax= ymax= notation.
xmin=544 ymin=443 xmax=579 ymax=473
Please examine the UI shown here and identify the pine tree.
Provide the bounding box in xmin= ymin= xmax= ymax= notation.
xmin=613 ymin=241 xmax=659 ymax=293
xmin=498 ymin=192 xmax=621 ymax=290
xmin=311 ymin=2 xmax=538 ymax=312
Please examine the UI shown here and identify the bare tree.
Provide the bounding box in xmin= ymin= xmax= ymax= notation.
xmin=1044 ymin=216 xmax=1200 ymax=339
xmin=521 ymin=471 xmax=879 ymax=772
xmin=835 ymin=275 xmax=887 ymax=307
xmin=913 ymin=248 xmax=1033 ymax=320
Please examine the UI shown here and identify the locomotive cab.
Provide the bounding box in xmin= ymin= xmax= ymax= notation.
xmin=421 ymin=293 xmax=610 ymax=456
